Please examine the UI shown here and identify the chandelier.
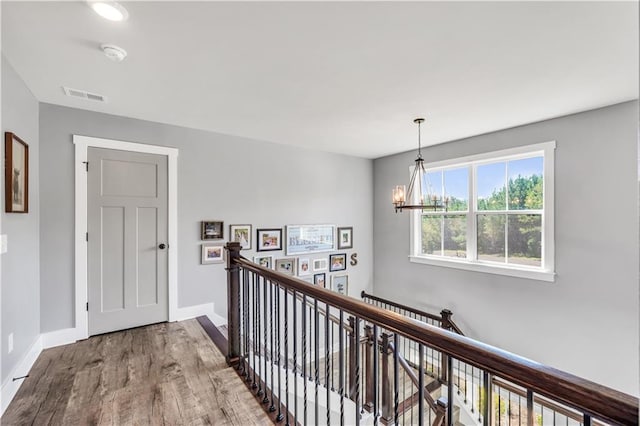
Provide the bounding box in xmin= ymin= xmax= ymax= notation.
xmin=392 ymin=118 xmax=449 ymax=213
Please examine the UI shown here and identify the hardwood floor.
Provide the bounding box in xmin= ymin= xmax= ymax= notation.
xmin=1 ymin=320 xmax=272 ymax=425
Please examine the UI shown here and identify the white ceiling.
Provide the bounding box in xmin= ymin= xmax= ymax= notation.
xmin=2 ymin=1 xmax=638 ymax=159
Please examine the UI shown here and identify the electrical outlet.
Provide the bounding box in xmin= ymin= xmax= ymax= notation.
xmin=8 ymin=333 xmax=14 ymax=353
xmin=0 ymin=234 xmax=7 ymax=254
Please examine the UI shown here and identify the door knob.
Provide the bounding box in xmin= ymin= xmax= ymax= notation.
xmin=158 ymin=243 xmax=167 ymax=250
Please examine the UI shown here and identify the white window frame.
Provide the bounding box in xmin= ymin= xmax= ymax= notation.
xmin=409 ymin=141 xmax=555 ymax=282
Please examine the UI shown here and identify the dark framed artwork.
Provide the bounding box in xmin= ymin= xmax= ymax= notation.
xmin=329 ymin=253 xmax=347 ymax=272
xmin=313 ymin=273 xmax=326 ymax=288
xmin=337 ymin=227 xmax=353 ymax=249
xmin=201 ymin=221 xmax=224 ymax=240
xmin=5 ymin=132 xmax=29 ymax=213
xmin=256 ymin=228 xmax=283 ymax=251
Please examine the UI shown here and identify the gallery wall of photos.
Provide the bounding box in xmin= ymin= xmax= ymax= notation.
xmin=199 ymin=222 xmax=356 ymax=296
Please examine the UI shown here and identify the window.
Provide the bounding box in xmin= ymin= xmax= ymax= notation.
xmin=410 ymin=142 xmax=555 ymax=282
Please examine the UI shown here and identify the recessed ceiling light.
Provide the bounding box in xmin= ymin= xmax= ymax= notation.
xmin=88 ymin=1 xmax=129 ymax=22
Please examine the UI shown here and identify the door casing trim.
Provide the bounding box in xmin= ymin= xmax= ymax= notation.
xmin=74 ymin=135 xmax=179 ymax=339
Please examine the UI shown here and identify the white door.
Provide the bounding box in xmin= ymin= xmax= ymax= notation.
xmin=87 ymin=147 xmax=168 ymax=335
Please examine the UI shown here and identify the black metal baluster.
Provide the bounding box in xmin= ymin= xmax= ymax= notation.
xmin=284 ymin=289 xmax=290 ymax=425
xmin=242 ymin=269 xmax=248 ymax=378
xmin=471 ymin=366 xmax=476 ymax=415
xmin=330 ymin=317 xmax=335 ymax=391
xmin=325 ymin=303 xmax=331 ymax=424
xmin=464 ymin=363 xmax=468 ymax=403
xmin=269 ymin=280 xmax=276 ymax=412
xmin=372 ymin=324 xmax=379 ymax=426
xmin=254 ymin=274 xmax=260 ymax=390
xmin=418 ymin=343 xmax=424 ymax=426
xmin=517 ymin=393 xmax=521 ymax=426
xmin=393 ymin=333 xmax=399 ymax=426
xmin=302 ymin=295 xmax=308 ymax=426
xmin=276 ymin=284 xmax=284 ymax=421
xmin=256 ymin=276 xmax=263 ymax=395
xmin=354 ymin=317 xmax=361 ymax=426
xmin=248 ymin=271 xmax=253 ymax=377
xmin=498 ymin=385 xmax=502 ymax=426
xmin=583 ymin=414 xmax=592 ymax=426
xmin=314 ymin=299 xmax=319 ymax=426
xmin=262 ymin=277 xmax=269 ymax=403
xmin=292 ymin=290 xmax=297 ymax=425
xmin=507 ymin=390 xmax=511 ymax=426
xmin=402 ymin=334 xmax=406 ymax=426
xmin=339 ymin=310 xmax=345 ymax=426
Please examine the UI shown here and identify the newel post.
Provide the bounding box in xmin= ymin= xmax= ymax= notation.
xmin=226 ymin=242 xmax=242 ymax=367
xmin=440 ymin=309 xmax=453 ymax=383
xmin=380 ymin=332 xmax=393 ymax=423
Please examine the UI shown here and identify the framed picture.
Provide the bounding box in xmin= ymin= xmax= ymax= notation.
xmin=285 ymin=224 xmax=335 ymax=255
xmin=201 ymin=221 xmax=223 ymax=240
xmin=256 ymin=228 xmax=283 ymax=251
xmin=331 ymin=274 xmax=348 ymax=295
xmin=275 ymin=257 xmax=296 ymax=276
xmin=313 ymin=258 xmax=328 ymax=271
xmin=5 ymin=132 xmax=29 ymax=213
xmin=298 ymin=258 xmax=311 ymax=276
xmin=302 ymin=277 xmax=313 ymax=284
xmin=337 ymin=227 xmax=353 ymax=249
xmin=313 ymin=273 xmax=326 ymax=287
xmin=202 ymin=244 xmax=225 ymax=264
xmin=329 ymin=253 xmax=347 ymax=272
xmin=254 ymin=255 xmax=273 ymax=269
xmin=230 ymin=224 xmax=252 ymax=250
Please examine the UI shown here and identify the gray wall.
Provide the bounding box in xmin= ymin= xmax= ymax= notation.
xmin=373 ymin=101 xmax=639 ymax=396
xmin=1 ymin=56 xmax=40 ymax=383
xmin=39 ymin=103 xmax=373 ymax=332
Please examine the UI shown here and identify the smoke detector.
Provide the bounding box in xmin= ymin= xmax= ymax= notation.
xmin=101 ymin=44 xmax=127 ymax=62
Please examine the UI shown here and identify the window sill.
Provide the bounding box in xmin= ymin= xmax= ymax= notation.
xmin=409 ymin=255 xmax=556 ymax=282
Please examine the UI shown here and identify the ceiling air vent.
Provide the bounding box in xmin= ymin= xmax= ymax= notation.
xmin=62 ymin=86 xmax=107 ymax=103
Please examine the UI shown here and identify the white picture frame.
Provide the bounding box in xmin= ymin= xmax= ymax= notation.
xmin=285 ymin=224 xmax=335 ymax=255
xmin=331 ymin=274 xmax=348 ymax=295
xmin=275 ymin=257 xmax=296 ymax=276
xmin=298 ymin=258 xmax=311 ymax=276
xmin=230 ymin=224 xmax=252 ymax=250
xmin=202 ymin=244 xmax=224 ymax=264
xmin=254 ymin=255 xmax=273 ymax=269
xmin=313 ymin=258 xmax=328 ymax=271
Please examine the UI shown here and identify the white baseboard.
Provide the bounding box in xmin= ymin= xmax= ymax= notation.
xmin=42 ymin=327 xmax=80 ymax=349
xmin=174 ymin=302 xmax=226 ymax=326
xmin=0 ymin=335 xmax=43 ymax=416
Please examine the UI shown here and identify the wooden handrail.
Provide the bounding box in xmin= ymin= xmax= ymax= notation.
xmin=361 ymin=290 xmax=443 ymax=322
xmin=230 ymin=248 xmax=638 ymax=426
xmin=361 ymin=290 xmax=464 ymax=336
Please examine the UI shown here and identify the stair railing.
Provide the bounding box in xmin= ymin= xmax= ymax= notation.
xmin=361 ymin=292 xmax=619 ymax=426
xmin=226 ymin=242 xmax=638 ymax=426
